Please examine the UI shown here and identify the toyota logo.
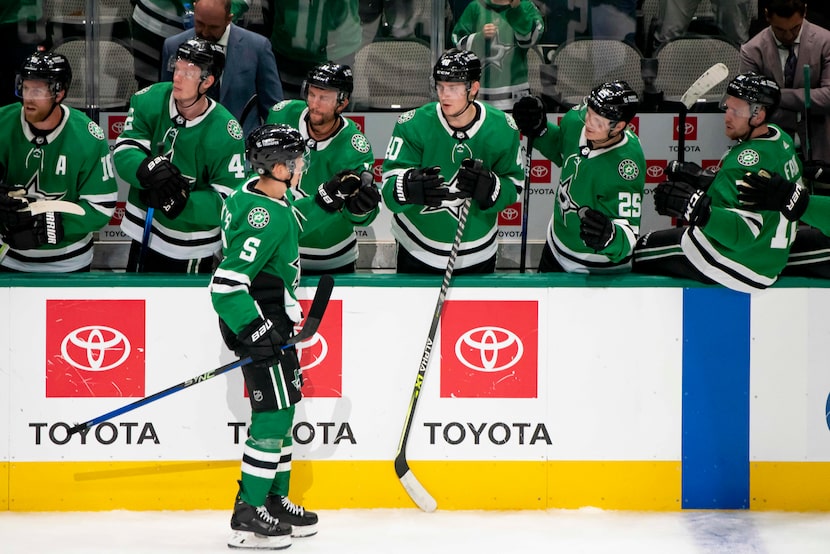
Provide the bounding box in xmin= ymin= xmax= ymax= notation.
xmin=501 ymin=207 xmax=519 ymax=221
xmin=646 ymin=165 xmax=664 ymax=178
xmin=455 ymin=326 xmax=523 ymax=372
xmin=295 ymin=330 xmax=327 ymax=370
xmin=60 ymin=325 xmax=131 ymax=372
xmin=111 ymin=120 xmax=124 ymax=135
xmin=530 ymin=165 xmax=548 ymax=178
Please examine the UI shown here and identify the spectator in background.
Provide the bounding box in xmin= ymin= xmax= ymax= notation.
xmin=740 ymin=0 xmax=830 ymax=163
xmin=161 ymin=0 xmax=283 ymax=137
xmin=0 ymin=51 xmax=117 ymax=272
xmin=590 ymin=0 xmax=637 ymax=44
xmin=266 ymin=0 xmax=362 ymax=98
xmin=653 ymin=0 xmax=753 ymax=52
xmin=131 ymin=0 xmax=250 ymax=89
xmin=451 ymin=0 xmax=544 ymax=111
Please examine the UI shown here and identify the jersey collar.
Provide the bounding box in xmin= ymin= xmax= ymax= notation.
xmin=20 ymin=104 xmax=70 ymax=146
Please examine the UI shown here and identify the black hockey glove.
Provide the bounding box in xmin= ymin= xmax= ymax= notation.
xmin=235 ymin=317 xmax=285 ymax=364
xmin=654 ymin=180 xmax=711 ymax=227
xmin=456 ymin=158 xmax=500 ymax=209
xmin=316 ymin=170 xmax=362 ymax=212
xmin=0 ymin=187 xmax=30 ymax=228
xmin=139 ymin=186 xmax=190 ymax=219
xmin=667 ymin=160 xmax=716 ymax=190
xmin=2 ymin=211 xmax=63 ymax=250
xmin=803 ymin=160 xmax=830 ymax=184
xmin=738 ymin=170 xmax=809 ymax=222
xmin=396 ymin=166 xmax=455 ymax=207
xmin=512 ymin=95 xmax=547 ymax=138
xmin=345 ymin=172 xmax=381 ymax=216
xmin=578 ymin=207 xmax=616 ymax=251
xmin=136 ymin=155 xmax=190 ymax=219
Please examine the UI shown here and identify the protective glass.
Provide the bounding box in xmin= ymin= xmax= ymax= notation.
xmin=719 ymin=96 xmax=752 ymax=118
xmin=435 ymin=82 xmax=469 ymax=99
xmin=169 ymin=58 xmax=206 ymax=81
xmin=14 ymin=77 xmax=55 ymax=100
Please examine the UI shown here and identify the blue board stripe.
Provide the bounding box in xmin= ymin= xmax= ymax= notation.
xmin=682 ymin=288 xmax=750 ymax=509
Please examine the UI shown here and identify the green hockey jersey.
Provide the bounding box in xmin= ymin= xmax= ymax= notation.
xmin=381 ymin=101 xmax=525 ymax=271
xmin=452 ymin=0 xmax=545 ymax=110
xmin=683 ymin=125 xmax=802 ymax=292
xmin=534 ymin=105 xmax=645 ymax=273
xmin=0 ymin=104 xmax=118 ymax=272
xmin=265 ymin=99 xmax=376 ymax=271
xmin=113 ymin=82 xmax=247 ymax=261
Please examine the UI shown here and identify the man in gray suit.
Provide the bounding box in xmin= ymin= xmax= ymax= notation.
xmin=161 ymin=0 xmax=283 ymax=136
xmin=740 ymin=0 xmax=830 ymax=162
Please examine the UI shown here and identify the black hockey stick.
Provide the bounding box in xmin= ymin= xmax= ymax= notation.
xmin=239 ymin=93 xmax=260 ymax=131
xmin=137 ymin=140 xmax=165 ymax=273
xmin=67 ymin=275 xmax=334 ymax=436
xmin=519 ymin=136 xmax=535 ymax=273
xmin=394 ymin=191 xmax=472 ymax=512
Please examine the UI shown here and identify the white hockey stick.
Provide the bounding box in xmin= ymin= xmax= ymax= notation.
xmin=0 ymin=200 xmax=86 ymax=262
xmin=676 ymin=63 xmax=729 ymax=165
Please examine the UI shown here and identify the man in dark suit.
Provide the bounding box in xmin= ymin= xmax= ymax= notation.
xmin=161 ymin=0 xmax=283 ymax=136
xmin=740 ymin=0 xmax=830 ymax=162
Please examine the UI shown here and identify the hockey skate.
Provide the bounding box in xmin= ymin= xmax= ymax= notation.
xmin=266 ymin=495 xmax=318 ymax=537
xmin=228 ymin=498 xmax=292 ymax=550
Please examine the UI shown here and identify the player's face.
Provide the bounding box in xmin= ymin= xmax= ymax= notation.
xmin=194 ymin=0 xmax=231 ymax=42
xmin=20 ymin=79 xmax=56 ymax=123
xmin=435 ymin=82 xmax=470 ymax=114
xmin=289 ymin=156 xmax=305 ymax=187
xmin=305 ymin=86 xmax=341 ymax=124
xmin=766 ymin=12 xmax=803 ymax=47
xmin=172 ymin=60 xmax=205 ymax=102
xmin=584 ymin=107 xmax=615 ymax=141
xmin=722 ymin=96 xmax=753 ymax=140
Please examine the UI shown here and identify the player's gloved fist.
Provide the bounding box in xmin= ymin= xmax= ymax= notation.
xmin=803 ymin=160 xmax=830 ymax=184
xmin=578 ymin=207 xmax=616 ymax=251
xmin=345 ymin=171 xmax=381 ymax=216
xmin=2 ymin=211 xmax=63 ymax=250
xmin=512 ymin=95 xmax=547 ymax=138
xmin=738 ymin=169 xmax=809 ymax=222
xmin=456 ymin=158 xmax=500 ymax=209
xmin=235 ymin=317 xmax=285 ymax=364
xmin=316 ymin=170 xmax=362 ymax=212
xmin=667 ymin=161 xmax=716 ymax=190
xmin=654 ymin=180 xmax=711 ymax=227
xmin=0 ymin=187 xmax=30 ymax=227
xmin=139 ymin=185 xmax=190 ymax=219
xmin=397 ymin=166 xmax=451 ymax=207
xmin=136 ymin=155 xmax=187 ymax=192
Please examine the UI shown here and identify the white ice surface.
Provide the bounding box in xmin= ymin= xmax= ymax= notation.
xmin=1 ymin=508 xmax=830 ymax=553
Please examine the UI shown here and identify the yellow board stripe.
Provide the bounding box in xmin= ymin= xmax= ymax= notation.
xmin=3 ymin=461 xmax=829 ymax=511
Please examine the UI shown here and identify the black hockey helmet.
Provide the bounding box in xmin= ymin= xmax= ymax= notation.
xmin=721 ymin=72 xmax=780 ymax=116
xmin=246 ymin=124 xmax=307 ymax=176
xmin=586 ymin=80 xmax=640 ymax=125
xmin=301 ymin=61 xmax=353 ymax=104
xmin=170 ymin=38 xmax=225 ymax=81
xmin=433 ymin=48 xmax=481 ymax=84
xmin=15 ymin=50 xmax=72 ymax=97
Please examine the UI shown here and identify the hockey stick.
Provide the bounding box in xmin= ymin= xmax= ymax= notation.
xmin=676 ymin=63 xmax=729 ymax=163
xmin=67 ymin=274 xmax=335 ymax=436
xmin=0 ymin=200 xmax=87 ymax=263
xmin=137 ymin=140 xmax=167 ymax=273
xmin=394 ymin=193 xmax=472 ymax=513
xmin=239 ymin=93 xmax=259 ymax=130
xmin=519 ymin=136 xmax=535 ymax=273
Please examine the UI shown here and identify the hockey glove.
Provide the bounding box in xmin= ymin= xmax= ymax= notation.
xmin=2 ymin=211 xmax=63 ymax=250
xmin=738 ymin=170 xmax=809 ymax=222
xmin=578 ymin=207 xmax=616 ymax=251
xmin=803 ymin=160 xmax=830 ymax=184
xmin=345 ymin=172 xmax=381 ymax=216
xmin=396 ymin=166 xmax=455 ymax=207
xmin=512 ymin=95 xmax=547 ymax=138
xmin=0 ymin=187 xmax=30 ymax=228
xmin=667 ymin=161 xmax=716 ymax=190
xmin=456 ymin=158 xmax=500 ymax=209
xmin=136 ymin=155 xmax=190 ymax=219
xmin=316 ymin=170 xmax=362 ymax=212
xmin=235 ymin=317 xmax=285 ymax=364
xmin=654 ymin=180 xmax=711 ymax=227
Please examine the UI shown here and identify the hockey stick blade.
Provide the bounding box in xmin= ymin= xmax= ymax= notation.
xmin=680 ymin=63 xmax=729 ymax=110
xmin=67 ymin=275 xmax=334 ymax=436
xmin=26 ymin=200 xmax=86 ymax=216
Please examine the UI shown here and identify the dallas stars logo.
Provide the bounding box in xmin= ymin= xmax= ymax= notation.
xmin=557 ymin=174 xmax=580 ymax=223
xmin=17 ymin=172 xmax=66 ymax=202
xmin=481 ymin=36 xmax=512 ymax=70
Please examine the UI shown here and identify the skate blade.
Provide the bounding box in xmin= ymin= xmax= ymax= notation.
xmin=291 ymin=523 xmax=317 ymax=538
xmin=228 ymin=530 xmax=292 ymax=550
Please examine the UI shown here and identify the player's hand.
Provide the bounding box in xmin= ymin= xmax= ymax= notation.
xmin=738 ymin=169 xmax=809 ymax=222
xmin=578 ymin=207 xmax=615 ymax=251
xmin=235 ymin=317 xmax=285 ymax=364
xmin=345 ymin=171 xmax=381 ymax=216
xmin=136 ymin=155 xmax=190 ymax=218
xmin=316 ymin=170 xmax=362 ymax=213
xmin=666 ymin=161 xmax=716 ymax=190
xmin=139 ymin=186 xmax=190 ymax=219
xmin=0 ymin=187 xmax=30 ymax=228
xmin=803 ymin=160 xmax=830 ymax=184
xmin=456 ymin=158 xmax=500 ymax=209
xmin=397 ymin=166 xmax=456 ymax=207
xmin=1 ymin=211 xmax=63 ymax=250
xmin=654 ymin=180 xmax=711 ymax=227
xmin=512 ymin=95 xmax=547 ymax=138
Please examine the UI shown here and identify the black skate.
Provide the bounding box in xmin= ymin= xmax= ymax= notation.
xmin=266 ymin=495 xmax=318 ymax=537
xmin=228 ymin=498 xmax=292 ymax=550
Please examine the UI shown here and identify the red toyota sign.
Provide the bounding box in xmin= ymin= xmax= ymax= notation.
xmin=297 ymin=299 xmax=342 ymax=398
xmin=673 ymin=115 xmax=698 ymax=141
